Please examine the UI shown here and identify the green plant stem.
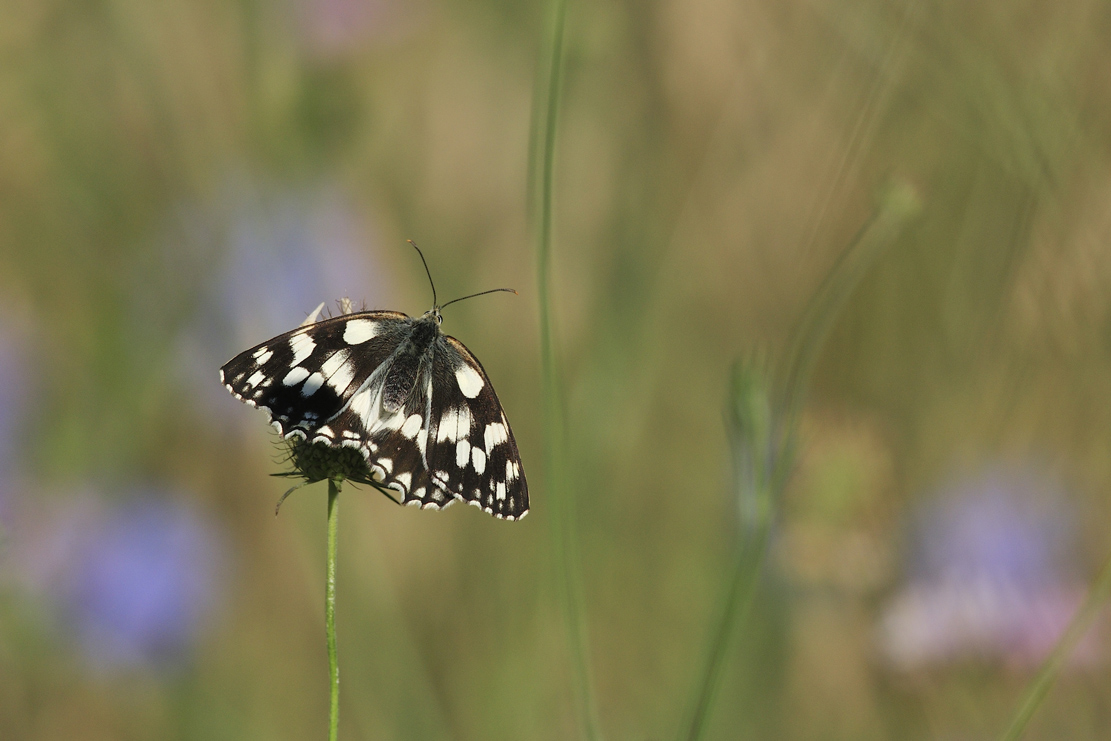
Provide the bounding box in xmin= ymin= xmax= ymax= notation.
xmin=681 ymin=518 xmax=772 ymax=741
xmin=531 ymin=1 xmax=602 ymax=739
xmin=326 ymin=479 xmax=340 ymax=741
xmin=999 ymin=542 xmax=1111 ymax=741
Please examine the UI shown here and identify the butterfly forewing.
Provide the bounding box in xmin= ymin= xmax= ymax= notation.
xmin=219 ymin=311 xmax=410 ymax=440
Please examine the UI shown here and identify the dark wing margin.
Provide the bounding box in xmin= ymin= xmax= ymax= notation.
xmin=219 ymin=310 xmax=410 ymax=441
xmin=423 ymin=335 xmax=528 ymax=520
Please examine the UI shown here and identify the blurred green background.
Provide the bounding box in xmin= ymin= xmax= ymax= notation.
xmin=1 ymin=0 xmax=1111 ymax=739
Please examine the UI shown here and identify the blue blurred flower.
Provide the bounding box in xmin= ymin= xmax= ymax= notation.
xmin=15 ymin=490 xmax=228 ymax=673
xmin=878 ymin=466 xmax=1100 ymax=670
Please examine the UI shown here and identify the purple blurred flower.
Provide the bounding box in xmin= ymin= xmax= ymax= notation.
xmin=293 ymin=0 xmax=414 ymax=59
xmin=0 ymin=316 xmax=33 ymax=524
xmin=878 ymin=467 xmax=1101 ymax=670
xmin=208 ymin=180 xmax=385 ymax=347
xmin=12 ymin=490 xmax=228 ymax=673
xmin=168 ymin=179 xmax=389 ymax=419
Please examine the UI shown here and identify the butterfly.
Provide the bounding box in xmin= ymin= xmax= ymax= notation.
xmin=219 ymin=242 xmax=528 ymax=520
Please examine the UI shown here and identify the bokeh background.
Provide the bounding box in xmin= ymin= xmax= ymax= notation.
xmin=1 ymin=0 xmax=1111 ymax=739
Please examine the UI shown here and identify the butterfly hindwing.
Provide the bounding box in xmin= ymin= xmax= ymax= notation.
xmin=324 ymin=370 xmax=457 ymax=509
xmin=423 ymin=336 xmax=528 ymax=520
xmin=220 ymin=310 xmax=410 ymax=440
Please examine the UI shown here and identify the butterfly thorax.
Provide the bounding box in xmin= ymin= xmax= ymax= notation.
xmin=381 ymin=313 xmax=441 ymax=412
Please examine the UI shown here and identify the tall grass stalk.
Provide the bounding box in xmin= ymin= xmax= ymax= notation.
xmin=680 ymin=467 xmax=776 ymax=741
xmin=999 ymin=542 xmax=1111 ymax=741
xmin=779 ymin=181 xmax=921 ymax=432
xmin=530 ymin=1 xmax=603 ymax=739
xmin=326 ymin=479 xmax=341 ymax=741
xmin=679 ymin=182 xmax=920 ymax=741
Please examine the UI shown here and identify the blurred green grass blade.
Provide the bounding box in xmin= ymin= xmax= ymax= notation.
xmin=999 ymin=544 xmax=1111 ymax=741
xmin=530 ymin=0 xmax=604 ymax=739
xmin=680 ymin=360 xmax=782 ymax=741
xmin=679 ymin=184 xmax=919 ymax=741
xmin=777 ymin=180 xmax=922 ymax=433
xmin=680 ymin=508 xmax=773 ymax=741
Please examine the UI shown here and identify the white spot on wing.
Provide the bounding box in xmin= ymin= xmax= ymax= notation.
xmin=253 ymin=348 xmax=273 ymax=365
xmin=496 ymin=482 xmax=507 ymax=501
xmin=379 ymin=458 xmax=393 ymax=474
xmin=320 ymin=350 xmax=354 ymax=393
xmin=395 ymin=472 xmax=412 ymax=491
xmin=283 ymin=367 xmax=310 ymax=386
xmin=455 ymin=363 xmax=484 ymax=398
xmin=246 ymin=370 xmax=266 ymax=388
xmin=376 ymin=411 xmax=405 ymax=433
xmin=484 ymin=422 xmax=508 ymax=451
xmin=471 ymin=447 xmax=486 ymax=474
xmin=416 ymin=429 xmax=428 ymax=455
xmin=289 ymin=332 xmax=316 ymax=365
xmin=331 ymin=366 xmax=356 ymax=396
xmin=348 ymin=385 xmax=378 ymax=426
xmin=343 ymin=319 xmax=379 ymax=344
xmin=302 ymin=373 xmax=325 ymax=396
xmin=436 ymin=407 xmax=472 ymax=442
xmin=456 ymin=439 xmax=471 ymax=467
xmin=400 ymin=414 xmax=423 ymax=439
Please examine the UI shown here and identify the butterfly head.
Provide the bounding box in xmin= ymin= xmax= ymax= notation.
xmin=421 ymin=307 xmax=444 ymax=326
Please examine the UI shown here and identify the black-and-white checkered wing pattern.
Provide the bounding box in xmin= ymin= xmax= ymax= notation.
xmin=220 ymin=311 xmax=410 ymax=441
xmin=220 ymin=309 xmax=528 ymax=520
xmin=420 ymin=336 xmax=526 ymax=518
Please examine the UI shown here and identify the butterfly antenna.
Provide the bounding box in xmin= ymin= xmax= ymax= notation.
xmin=407 ymin=239 xmax=438 ymax=307
xmin=440 ymin=287 xmax=518 ymax=310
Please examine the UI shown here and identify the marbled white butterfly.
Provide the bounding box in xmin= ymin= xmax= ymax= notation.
xmin=219 ymin=242 xmax=528 ymax=520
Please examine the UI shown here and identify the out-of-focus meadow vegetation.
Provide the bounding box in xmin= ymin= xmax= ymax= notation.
xmin=1 ymin=0 xmax=1111 ymax=739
